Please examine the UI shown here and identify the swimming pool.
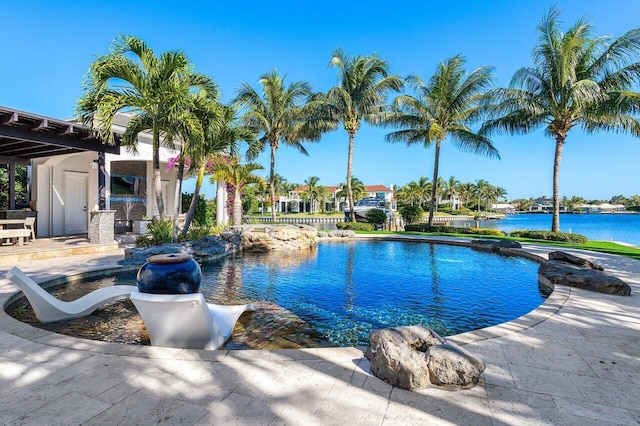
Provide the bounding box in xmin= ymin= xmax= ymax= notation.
xmin=7 ymin=241 xmax=546 ymax=348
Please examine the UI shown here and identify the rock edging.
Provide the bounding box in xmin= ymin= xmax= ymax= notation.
xmin=538 ymin=251 xmax=631 ymax=296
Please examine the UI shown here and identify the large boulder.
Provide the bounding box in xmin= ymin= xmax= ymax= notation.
xmin=548 ymin=251 xmax=604 ymax=270
xmin=538 ymin=260 xmax=631 ymax=296
xmin=365 ymin=325 xmax=485 ymax=391
xmin=426 ymin=342 xmax=486 ymax=387
xmin=225 ymin=224 xmax=318 ymax=251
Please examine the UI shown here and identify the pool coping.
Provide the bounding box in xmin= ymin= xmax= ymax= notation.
xmin=0 ymin=234 xmax=569 ymax=360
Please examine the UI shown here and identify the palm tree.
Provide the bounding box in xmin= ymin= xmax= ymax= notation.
xmin=458 ymin=182 xmax=476 ymax=209
xmin=182 ymin=99 xmax=257 ymax=234
xmin=442 ymin=176 xmax=461 ymax=210
xmin=77 ymin=35 xmax=217 ymax=218
xmin=474 ymin=179 xmax=492 ymax=214
xmin=481 ymin=7 xmax=640 ymax=231
xmin=211 ymin=160 xmax=265 ymax=225
xmin=323 ymin=50 xmax=403 ymax=221
xmin=385 ymin=55 xmax=500 ymax=227
xmin=301 ymin=176 xmax=328 ymax=213
xmin=396 ymin=181 xmax=420 ymax=206
xmin=336 ymin=176 xmax=366 ymax=209
xmin=235 ymin=69 xmax=325 ymax=222
xmin=415 ymin=176 xmax=431 ymax=210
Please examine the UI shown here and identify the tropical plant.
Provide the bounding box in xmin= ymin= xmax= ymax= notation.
xmin=235 ymin=69 xmax=327 ymax=222
xmin=481 ymin=7 xmax=640 ymax=231
xmin=385 ymin=55 xmax=499 ymax=226
xmin=77 ymin=35 xmax=217 ymax=218
xmin=336 ymin=176 xmax=366 ymax=207
xmin=211 ymin=160 xmax=265 ymax=225
xmin=323 ymin=49 xmax=403 ymax=221
xmin=442 ymin=176 xmax=461 ymax=210
xmin=458 ymin=182 xmax=476 ymax=208
xmin=182 ymin=99 xmax=257 ymax=234
xmin=300 ymin=176 xmax=329 ymax=213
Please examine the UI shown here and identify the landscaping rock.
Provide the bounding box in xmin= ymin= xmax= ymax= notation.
xmin=120 ymin=236 xmax=237 ymax=266
xmin=470 ymin=239 xmax=521 ymax=252
xmin=538 ymin=260 xmax=631 ymax=296
xmin=317 ymin=229 xmax=356 ymax=239
xmin=365 ymin=325 xmax=485 ymax=391
xmin=548 ymin=251 xmax=604 ymax=271
xmin=225 ymin=224 xmax=318 ymax=251
xmin=426 ymin=342 xmax=486 ymax=388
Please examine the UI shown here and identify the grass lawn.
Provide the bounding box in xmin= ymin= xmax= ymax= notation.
xmin=353 ymin=230 xmax=640 ymax=261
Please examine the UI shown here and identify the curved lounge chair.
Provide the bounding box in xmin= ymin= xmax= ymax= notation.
xmin=5 ymin=267 xmax=135 ymax=323
xmin=130 ymin=291 xmax=257 ymax=350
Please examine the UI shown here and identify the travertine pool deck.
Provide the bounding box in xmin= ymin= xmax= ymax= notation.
xmin=1 ymin=235 xmax=639 ymax=425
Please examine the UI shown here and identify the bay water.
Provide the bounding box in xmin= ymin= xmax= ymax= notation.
xmin=472 ymin=213 xmax=640 ymax=246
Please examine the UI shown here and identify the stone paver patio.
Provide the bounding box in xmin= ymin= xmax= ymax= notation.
xmin=1 ymin=236 xmax=639 ymax=425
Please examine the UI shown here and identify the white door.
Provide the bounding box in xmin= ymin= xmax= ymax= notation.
xmin=64 ymin=171 xmax=88 ymax=234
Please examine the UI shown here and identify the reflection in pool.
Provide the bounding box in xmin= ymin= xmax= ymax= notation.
xmin=7 ymin=241 xmax=545 ymax=348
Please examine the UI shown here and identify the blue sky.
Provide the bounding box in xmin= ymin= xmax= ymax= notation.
xmin=2 ymin=1 xmax=640 ymax=201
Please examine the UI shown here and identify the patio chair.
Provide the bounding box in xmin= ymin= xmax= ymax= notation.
xmin=130 ymin=291 xmax=257 ymax=350
xmin=5 ymin=267 xmax=135 ymax=323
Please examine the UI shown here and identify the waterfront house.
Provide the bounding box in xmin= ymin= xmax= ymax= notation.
xmin=277 ymin=184 xmax=396 ymax=214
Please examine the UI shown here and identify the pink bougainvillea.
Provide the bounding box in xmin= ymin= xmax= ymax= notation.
xmin=226 ymin=184 xmax=235 ymax=220
xmin=166 ymin=155 xmax=191 ymax=172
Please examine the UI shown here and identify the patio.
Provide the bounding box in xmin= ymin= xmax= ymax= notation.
xmin=0 ymin=236 xmax=639 ymax=424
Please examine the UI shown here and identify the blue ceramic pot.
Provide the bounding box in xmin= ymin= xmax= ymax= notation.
xmin=137 ymin=253 xmax=202 ymax=294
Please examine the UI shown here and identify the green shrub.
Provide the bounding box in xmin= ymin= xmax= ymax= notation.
xmin=404 ymin=224 xmax=505 ymax=236
xmin=400 ymin=205 xmax=424 ymax=225
xmin=365 ymin=209 xmax=388 ymax=228
xmin=180 ymin=225 xmax=213 ymax=242
xmin=509 ymin=230 xmax=588 ymax=243
xmin=145 ymin=219 xmax=174 ymax=244
xmin=337 ymin=221 xmax=374 ymax=231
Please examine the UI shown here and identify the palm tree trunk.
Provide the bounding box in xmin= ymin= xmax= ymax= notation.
xmin=552 ymin=137 xmax=564 ymax=232
xmin=346 ymin=131 xmax=355 ymax=222
xmin=182 ymin=163 xmax=206 ymax=235
xmin=427 ymin=139 xmax=441 ymax=227
xmin=233 ymin=187 xmax=243 ymax=226
xmin=152 ymin=124 xmax=165 ymax=218
xmin=269 ymin=143 xmax=277 ymax=222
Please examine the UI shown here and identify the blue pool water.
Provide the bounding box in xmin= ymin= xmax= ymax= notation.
xmin=201 ymin=241 xmax=544 ymax=346
xmin=8 ymin=241 xmax=545 ymax=348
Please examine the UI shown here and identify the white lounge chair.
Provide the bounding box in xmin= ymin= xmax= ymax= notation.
xmin=5 ymin=267 xmax=135 ymax=323
xmin=130 ymin=290 xmax=257 ymax=350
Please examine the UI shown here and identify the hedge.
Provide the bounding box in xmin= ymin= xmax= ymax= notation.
xmin=509 ymin=230 xmax=588 ymax=243
xmin=336 ymin=221 xmax=374 ymax=231
xmin=404 ymin=224 xmax=505 ymax=236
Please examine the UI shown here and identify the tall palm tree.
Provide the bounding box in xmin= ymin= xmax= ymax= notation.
xmin=481 ymin=7 xmax=640 ymax=231
xmin=235 ymin=69 xmax=325 ymax=222
xmin=211 ymin=160 xmax=265 ymax=225
xmin=385 ymin=55 xmax=500 ymax=227
xmin=77 ymin=35 xmax=217 ymax=218
xmin=182 ymin=99 xmax=257 ymax=234
xmin=323 ymin=50 xmax=403 ymax=221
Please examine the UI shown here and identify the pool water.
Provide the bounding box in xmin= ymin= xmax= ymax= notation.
xmin=7 ymin=241 xmax=546 ymax=348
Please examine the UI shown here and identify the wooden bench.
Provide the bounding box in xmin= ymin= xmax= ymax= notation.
xmin=0 ymin=228 xmax=31 ymax=246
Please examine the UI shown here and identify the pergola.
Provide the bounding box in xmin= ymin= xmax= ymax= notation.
xmin=0 ymin=106 xmax=120 ymax=210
